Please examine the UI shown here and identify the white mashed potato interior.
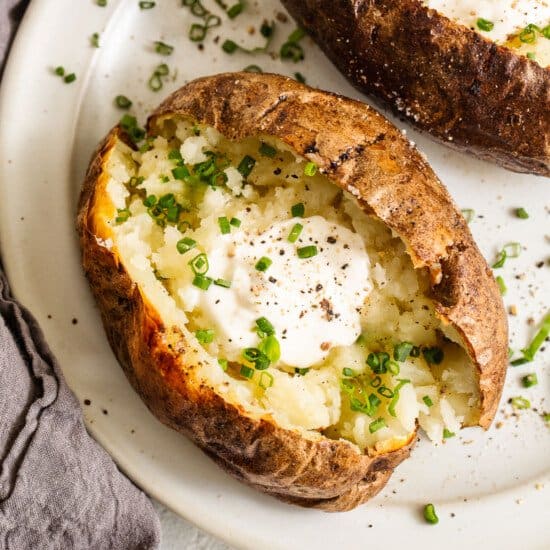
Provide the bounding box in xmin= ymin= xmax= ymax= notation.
xmin=424 ymin=0 xmax=550 ymax=66
xmin=102 ymin=119 xmax=480 ymax=452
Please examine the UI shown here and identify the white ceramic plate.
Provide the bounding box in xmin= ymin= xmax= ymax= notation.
xmin=1 ymin=1 xmax=549 ymax=548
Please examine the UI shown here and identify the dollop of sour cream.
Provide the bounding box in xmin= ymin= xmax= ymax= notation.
xmin=425 ymin=0 xmax=550 ymax=43
xmin=191 ymin=216 xmax=372 ymax=368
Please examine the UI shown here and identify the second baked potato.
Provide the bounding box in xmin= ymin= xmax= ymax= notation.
xmin=77 ymin=73 xmax=508 ymax=511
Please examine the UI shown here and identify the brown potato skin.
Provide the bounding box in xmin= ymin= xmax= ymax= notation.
xmin=77 ymin=73 xmax=507 ymax=511
xmin=282 ymin=0 xmax=550 ymax=177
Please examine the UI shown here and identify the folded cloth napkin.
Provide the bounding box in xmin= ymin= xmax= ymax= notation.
xmin=0 ymin=2 xmax=161 ymax=548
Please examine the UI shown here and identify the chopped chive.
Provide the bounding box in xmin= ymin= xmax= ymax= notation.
xmin=495 ymin=275 xmax=507 ymax=295
xmin=64 ymin=73 xmax=76 ymax=83
xmin=115 ymin=95 xmax=132 ymax=109
xmin=97 ymin=0 xmax=107 ymax=6
xmin=443 ymin=428 xmax=455 ymax=438
xmin=160 ymin=175 xmax=170 ymax=183
xmin=393 ymin=341 xmax=414 ymax=362
xmin=195 ymin=328 xmax=215 ymax=344
xmin=218 ymin=358 xmax=228 ymax=371
xmin=511 ymin=312 xmax=550 ymax=365
xmin=128 ymin=176 xmax=144 ymax=188
xmin=259 ymin=371 xmax=274 ymax=389
xmin=115 ymin=208 xmax=131 ymax=223
xmin=543 ymin=25 xmax=550 ymax=38
xmin=154 ymin=41 xmax=174 ymax=55
xmin=189 ymin=253 xmax=209 ymax=275
xmin=237 ymin=155 xmax=256 ymax=177
xmin=297 ymin=245 xmax=318 ymax=259
xmin=422 ymin=347 xmax=444 ymax=365
xmin=222 ymin=39 xmax=239 ymax=53
xmin=516 ymin=207 xmax=529 ymax=219
xmin=255 ymin=256 xmax=272 ymax=272
xmin=367 ymin=352 xmax=390 ymax=374
xmin=519 ymin=24 xmax=539 ymax=44
xmin=139 ymin=1 xmax=156 ymax=8
xmin=370 ymin=375 xmax=382 ymax=388
xmin=543 ymin=412 xmax=550 ymax=424
xmin=287 ymin=223 xmax=303 ymax=243
xmin=423 ymin=504 xmax=439 ymax=524
xmin=256 ymin=317 xmax=275 ymax=336
xmin=90 ymin=32 xmax=100 ymax=47
xmin=218 ymin=216 xmax=231 ymax=234
xmin=294 ymin=72 xmax=306 ymax=83
xmin=168 ymin=149 xmax=183 ymax=161
xmin=120 ymin=114 xmax=145 ymax=143
xmin=143 ymin=195 xmax=157 ymax=207
xmin=295 ymin=367 xmax=310 ymax=376
xmin=410 ymin=346 xmax=420 ymax=357
xmin=461 ymin=208 xmax=475 ymax=223
xmin=377 ymin=386 xmax=394 ymax=399
xmin=54 ymin=66 xmax=65 ymax=76
xmin=192 ymin=274 xmax=212 ymax=291
xmin=172 ymin=166 xmax=190 ymax=180
xmin=291 ymin=202 xmax=305 ymax=217
xmin=511 ymin=396 xmax=531 ymax=409
xmin=369 ymin=418 xmax=386 ymax=433
xmin=243 ymin=64 xmax=263 ymax=73
xmin=304 ymin=162 xmax=317 ymax=176
xmin=259 ymin=142 xmax=277 ymax=157
xmin=527 ymin=52 xmax=536 ymax=60
xmin=242 ymin=347 xmax=270 ymax=370
xmin=422 ymin=395 xmax=434 ymax=407
xmin=342 ymin=367 xmax=355 ymax=377
xmin=388 ymin=379 xmax=410 ymax=417
xmin=227 ymin=2 xmax=245 ymax=18
xmin=230 ymin=217 xmax=241 ymax=227
xmin=259 ymin=335 xmax=281 ymax=363
xmin=387 ymin=360 xmax=400 ymax=375
xmin=176 ymin=238 xmax=196 ymax=254
xmin=476 ymin=18 xmax=494 ymax=31
xmin=522 ymin=373 xmax=538 ymax=388
xmin=239 ymin=364 xmax=254 ymax=379
xmin=214 ymin=278 xmax=232 ymax=288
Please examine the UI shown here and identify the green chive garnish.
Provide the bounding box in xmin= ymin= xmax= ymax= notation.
xmin=255 ymin=256 xmax=272 ymax=272
xmin=393 ymin=341 xmax=414 ymax=362
xmin=297 ymin=245 xmax=317 ymax=259
xmin=367 ymin=352 xmax=390 ymax=374
xmin=237 ymin=155 xmax=256 ymax=177
xmin=258 ymin=371 xmax=274 ymax=389
xmin=291 ymin=202 xmax=305 ymax=217
xmin=511 ymin=396 xmax=531 ymax=409
xmin=495 ymin=275 xmax=507 ymax=295
xmin=424 ymin=504 xmax=439 ymax=524
xmin=195 ymin=328 xmax=215 ymax=344
xmin=115 ymin=95 xmax=132 ymax=109
xmin=256 ymin=317 xmax=275 ymax=336
xmin=176 ymin=238 xmax=196 ymax=254
xmin=515 ymin=207 xmax=529 ymax=219
xmin=222 ymin=40 xmax=239 ymax=53
xmin=492 ymin=242 xmax=521 ymax=269
xmin=511 ymin=312 xmax=550 ymax=365
xmin=369 ymin=418 xmax=386 ymax=433
xmin=377 ymin=386 xmax=394 ymax=399
xmin=90 ymin=32 xmax=100 ymax=48
xmin=218 ymin=358 xmax=228 ymax=371
xmin=259 ymin=142 xmax=277 ymax=157
xmin=168 ymin=149 xmax=183 ymax=161
xmin=443 ymin=428 xmax=455 ymax=438
xmin=243 ymin=64 xmax=263 ymax=73
xmin=342 ymin=367 xmax=355 ymax=377
xmin=295 ymin=367 xmax=310 ymax=376
xmin=422 ymin=347 xmax=444 ymax=365
xmin=192 ymin=274 xmax=212 ymax=291
xmin=218 ymin=216 xmax=231 ymax=234
xmin=214 ymin=278 xmax=232 ymax=288
xmin=522 ymin=373 xmax=538 ymax=388
xmin=97 ymin=0 xmax=107 ymax=6
xmin=423 ymin=395 xmax=433 ymax=407
xmin=294 ymin=72 xmax=306 ymax=83
xmin=519 ymin=24 xmax=539 ymax=44
xmin=172 ymin=166 xmax=190 ymax=180
xmin=139 ymin=1 xmax=156 ymax=8
xmin=230 ymin=217 xmax=241 ymax=227
xmin=388 ymin=379 xmax=410 ymax=417
xmin=64 ymin=73 xmax=76 ymax=83
xmin=189 ymin=253 xmax=209 ymax=275
xmin=287 ymin=223 xmax=303 ymax=243
xmin=240 ymin=364 xmax=254 ymax=379
xmin=154 ymin=41 xmax=174 ymax=55
xmin=115 ymin=208 xmax=131 ymax=223
xmin=476 ymin=18 xmax=494 ymax=32
xmin=461 ymin=208 xmax=475 ymax=223
xmin=143 ymin=195 xmax=157 ymax=207
xmin=54 ymin=66 xmax=65 ymax=76
xmin=259 ymin=335 xmax=281 ymax=363
xmin=304 ymin=162 xmax=317 ymax=176
xmin=227 ymin=2 xmax=245 ymax=19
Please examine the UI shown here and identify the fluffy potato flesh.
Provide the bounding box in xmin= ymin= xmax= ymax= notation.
xmin=424 ymin=0 xmax=550 ymax=66
xmin=101 ymin=119 xmax=480 ymax=454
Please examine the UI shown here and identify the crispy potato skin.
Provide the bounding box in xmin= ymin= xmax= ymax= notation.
xmin=282 ymin=0 xmax=550 ymax=177
xmin=77 ymin=73 xmax=507 ymax=510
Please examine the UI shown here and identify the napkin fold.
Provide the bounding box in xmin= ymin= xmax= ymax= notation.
xmin=0 ymin=2 xmax=161 ymax=548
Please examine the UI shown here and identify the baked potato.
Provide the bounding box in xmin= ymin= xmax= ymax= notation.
xmin=77 ymin=72 xmax=508 ymax=511
xmin=282 ymin=0 xmax=550 ymax=177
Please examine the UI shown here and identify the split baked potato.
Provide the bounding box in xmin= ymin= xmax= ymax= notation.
xmin=77 ymin=73 xmax=508 ymax=511
xmin=282 ymin=0 xmax=550 ymax=177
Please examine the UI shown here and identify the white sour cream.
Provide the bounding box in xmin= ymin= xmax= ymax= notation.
xmin=191 ymin=216 xmax=372 ymax=368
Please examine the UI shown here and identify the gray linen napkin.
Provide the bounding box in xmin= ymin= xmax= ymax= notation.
xmin=0 ymin=2 xmax=161 ymax=548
